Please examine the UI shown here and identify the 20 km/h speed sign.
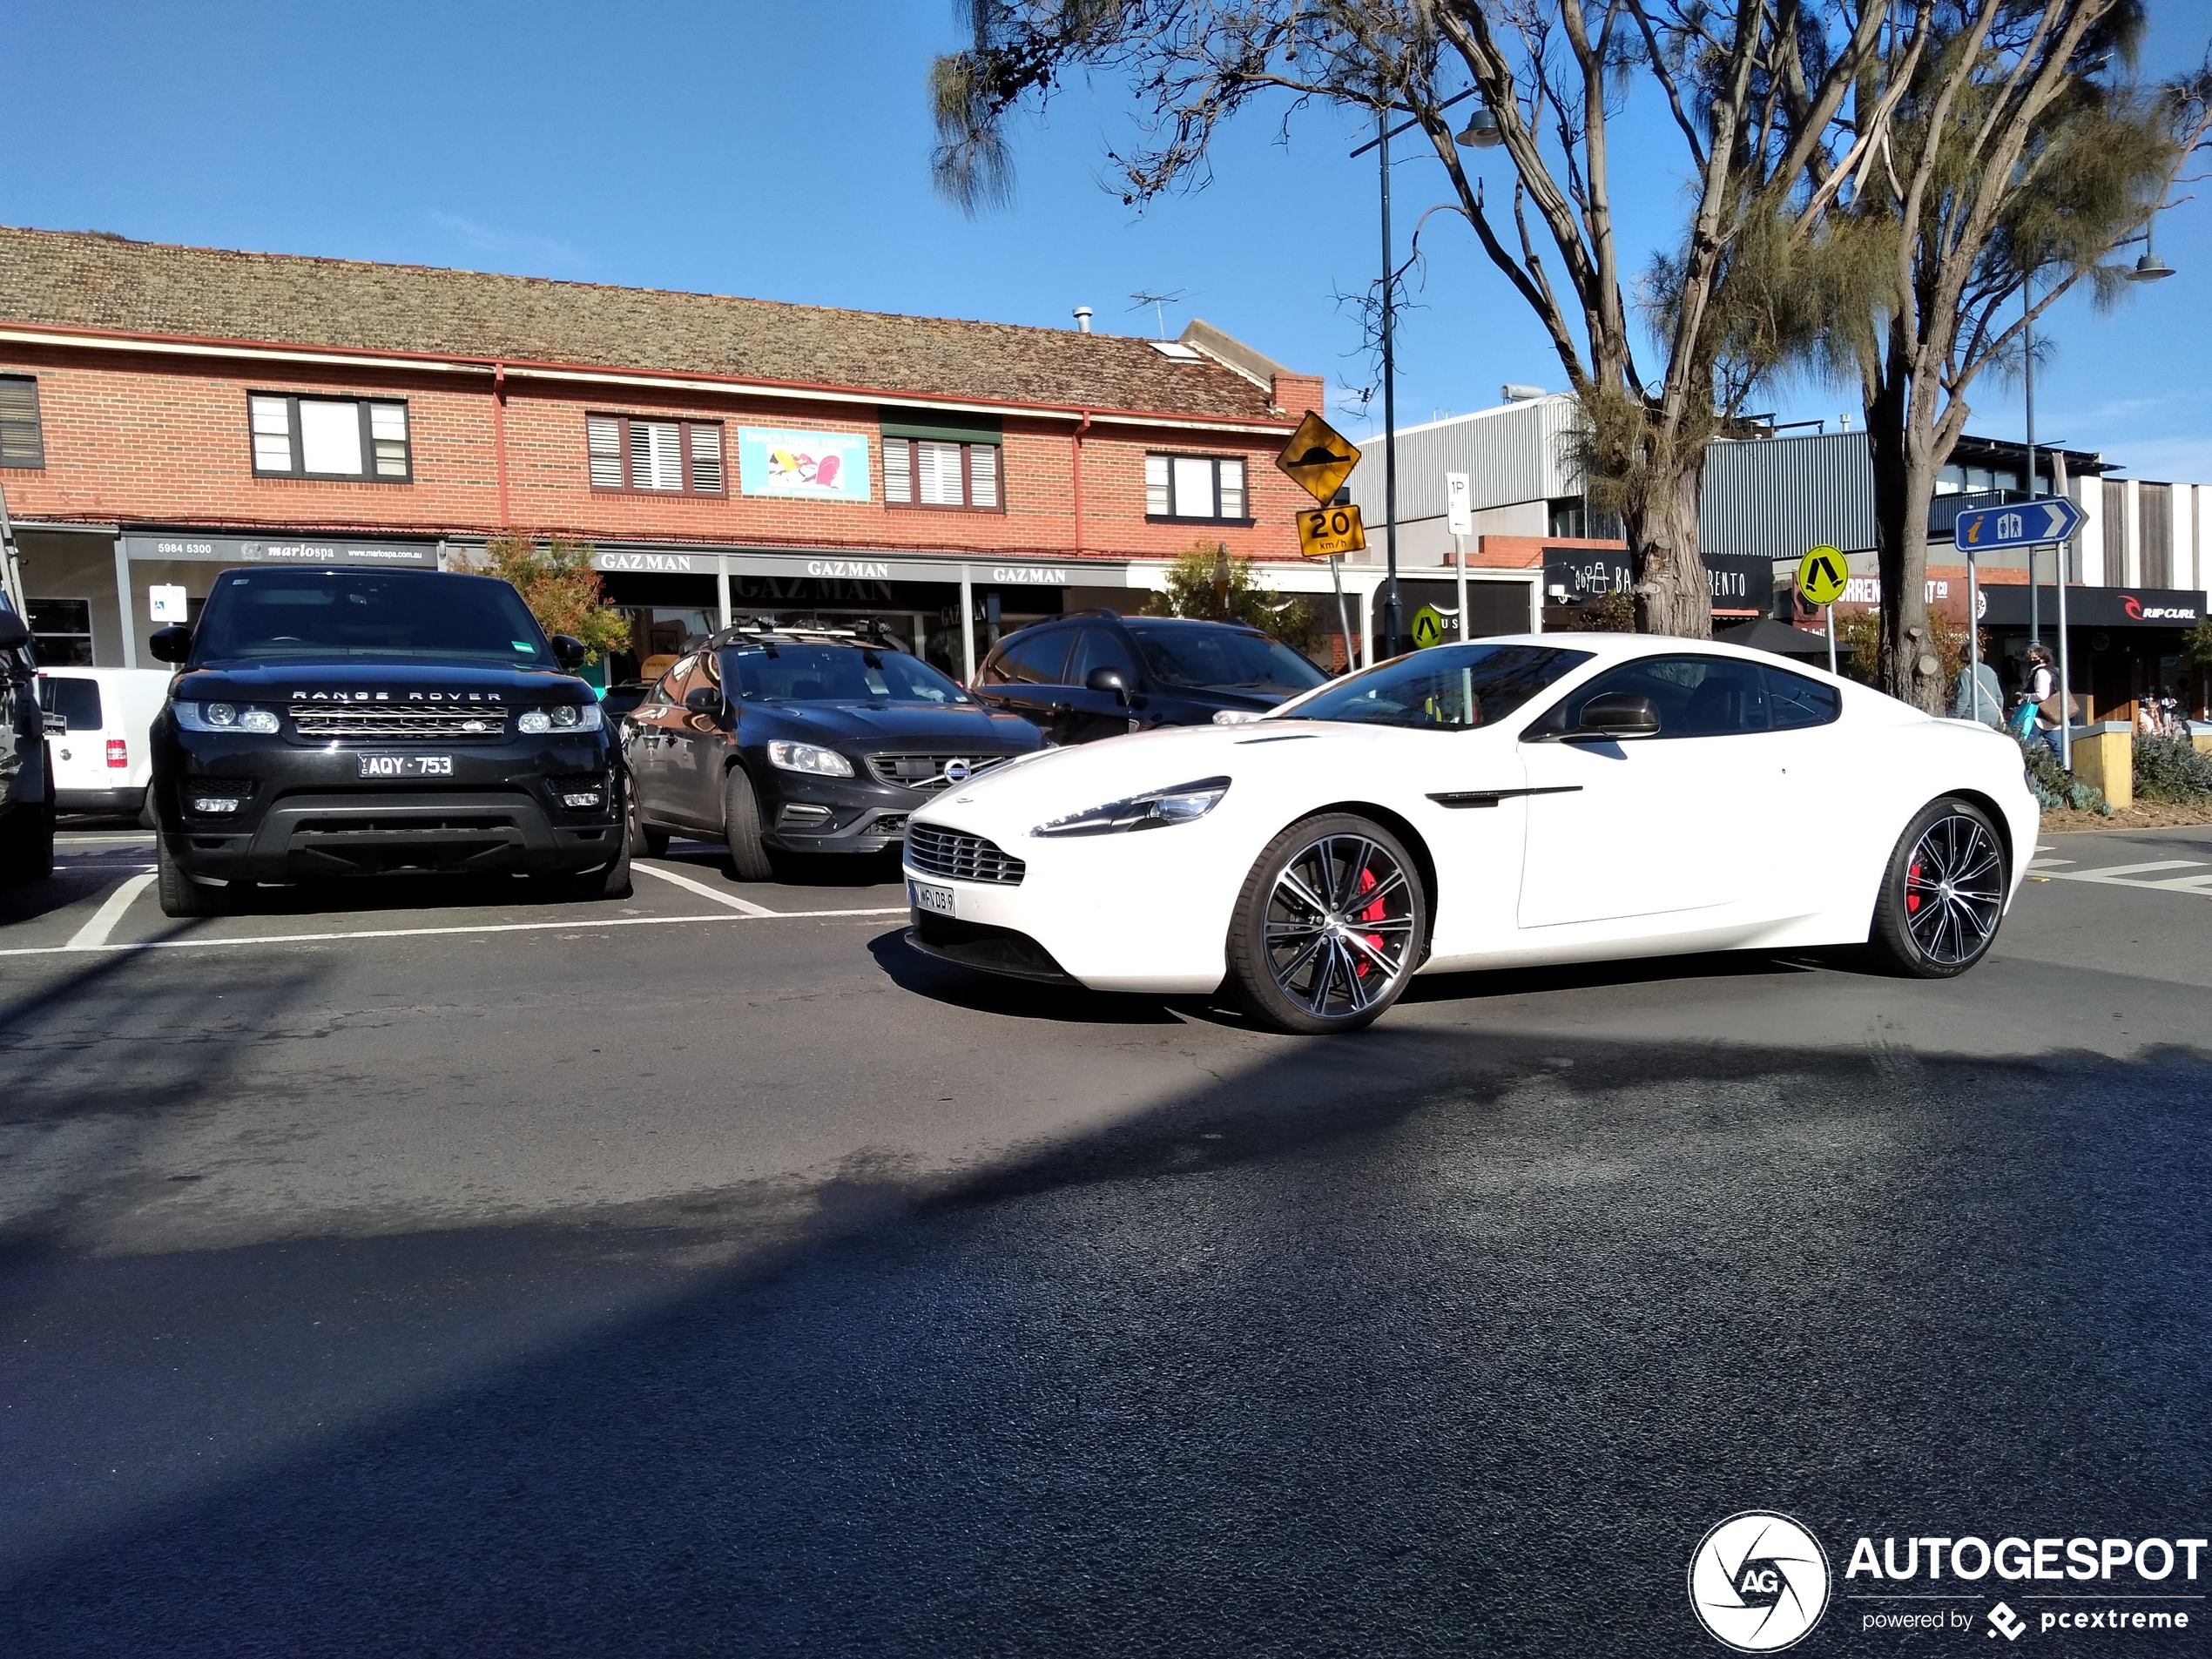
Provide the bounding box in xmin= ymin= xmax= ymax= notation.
xmin=1797 ymin=544 xmax=1848 ymax=608
xmin=1298 ymin=503 xmax=1368 ymax=561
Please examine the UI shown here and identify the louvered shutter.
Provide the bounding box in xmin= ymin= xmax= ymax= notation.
xmin=686 ymin=424 xmax=724 ymax=493
xmin=882 ymin=438 xmax=913 ymax=503
xmin=631 ymin=421 xmax=682 ymax=490
xmin=1144 ymin=455 xmax=1171 ymax=516
xmin=1217 ymin=458 xmax=1244 ymax=519
xmin=588 ymin=417 xmax=625 ymax=488
xmin=968 ymin=443 xmax=1000 ymax=509
xmin=917 ymin=441 xmax=965 ymax=506
xmin=369 ymin=402 xmax=410 ymax=477
xmin=0 ymin=378 xmax=43 ymax=467
xmin=249 ymin=395 xmax=294 ymax=473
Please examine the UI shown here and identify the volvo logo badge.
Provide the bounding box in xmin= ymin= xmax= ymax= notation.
xmin=943 ymin=759 xmax=973 ymax=785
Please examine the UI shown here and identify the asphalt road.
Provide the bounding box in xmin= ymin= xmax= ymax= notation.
xmin=1 ymin=826 xmax=2209 ymax=1656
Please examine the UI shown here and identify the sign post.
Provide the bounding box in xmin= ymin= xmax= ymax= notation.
xmin=1278 ymin=411 xmax=1367 ymax=673
xmin=1446 ymin=471 xmax=1473 ymax=644
xmin=1797 ymin=544 xmax=1849 ymax=676
xmin=1955 ymin=496 xmax=2088 ymax=759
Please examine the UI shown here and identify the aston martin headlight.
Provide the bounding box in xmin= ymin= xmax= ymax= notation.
xmin=766 ymin=740 xmax=854 ymax=777
xmin=175 ymin=702 xmax=280 ymax=734
xmin=1034 ymin=776 xmax=1231 ymax=838
xmin=518 ymin=704 xmax=604 ymax=734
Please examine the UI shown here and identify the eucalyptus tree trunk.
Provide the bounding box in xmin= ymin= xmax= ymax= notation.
xmin=1865 ymin=328 xmax=1943 ymax=709
xmin=1627 ymin=455 xmax=1710 ymax=637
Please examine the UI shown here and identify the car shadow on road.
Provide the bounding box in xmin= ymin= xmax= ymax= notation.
xmin=661 ymin=838 xmax=906 ymax=891
xmin=865 ymin=928 xmax=1197 ymax=1025
xmin=1401 ymin=948 xmax=1825 ymax=1007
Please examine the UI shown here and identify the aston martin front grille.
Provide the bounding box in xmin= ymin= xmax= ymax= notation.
xmin=905 ymin=823 xmax=1026 ymax=886
xmin=288 ymin=705 xmax=509 ymax=739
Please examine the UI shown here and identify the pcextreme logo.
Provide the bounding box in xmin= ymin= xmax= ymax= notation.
xmin=1689 ymin=1512 xmax=1832 ymax=1652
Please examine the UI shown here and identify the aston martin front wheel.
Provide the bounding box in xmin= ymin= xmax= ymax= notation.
xmin=1867 ymin=797 xmax=2009 ymax=977
xmin=1225 ymin=813 xmax=1427 ymax=1035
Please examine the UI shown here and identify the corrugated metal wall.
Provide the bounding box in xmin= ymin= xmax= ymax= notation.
xmin=1699 ymin=431 xmax=1875 ymax=558
xmin=1345 ymin=395 xmax=1578 ymax=521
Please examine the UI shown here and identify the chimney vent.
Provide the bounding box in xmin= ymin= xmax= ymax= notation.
xmin=1073 ymin=306 xmax=1093 ymax=334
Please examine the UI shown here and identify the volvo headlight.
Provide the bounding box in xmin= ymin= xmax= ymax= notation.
xmin=518 ymin=704 xmax=604 ymax=734
xmin=175 ymin=702 xmax=280 ymax=734
xmin=766 ymin=740 xmax=853 ymax=777
xmin=1034 ymin=776 xmax=1231 ymax=837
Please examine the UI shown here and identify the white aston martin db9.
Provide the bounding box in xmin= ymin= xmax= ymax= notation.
xmin=901 ymin=634 xmax=2038 ymax=1034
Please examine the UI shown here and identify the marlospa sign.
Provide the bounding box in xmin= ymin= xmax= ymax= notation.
xmin=738 ymin=428 xmax=872 ymax=502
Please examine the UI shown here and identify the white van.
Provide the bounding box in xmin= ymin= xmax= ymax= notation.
xmin=36 ymin=667 xmax=171 ymax=819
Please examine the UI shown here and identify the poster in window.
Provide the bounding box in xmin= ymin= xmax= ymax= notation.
xmin=737 ymin=428 xmax=872 ymax=502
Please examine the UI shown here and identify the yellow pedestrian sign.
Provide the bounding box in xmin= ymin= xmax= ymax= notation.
xmin=1797 ymin=544 xmax=1848 ymax=608
xmin=1410 ymin=605 xmax=1451 ymax=650
xmin=1276 ymin=411 xmax=1363 ymax=505
xmin=1297 ymin=502 xmax=1368 ymax=561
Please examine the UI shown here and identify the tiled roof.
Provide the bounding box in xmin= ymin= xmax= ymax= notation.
xmin=0 ymin=225 xmax=1291 ymax=423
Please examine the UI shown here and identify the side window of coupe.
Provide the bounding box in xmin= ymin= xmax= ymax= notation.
xmin=1764 ymin=666 xmax=1842 ymax=729
xmin=1554 ymin=654 xmax=1773 ymax=737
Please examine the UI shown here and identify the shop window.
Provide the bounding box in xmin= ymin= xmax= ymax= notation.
xmin=882 ymin=438 xmax=1000 ymax=510
xmin=1145 ymin=454 xmax=1246 ymax=523
xmin=587 ymin=415 xmax=725 ymax=496
xmin=250 ymin=394 xmax=411 ymax=481
xmin=1 ymin=375 xmax=44 ymax=469
xmin=27 ymin=598 xmax=93 ymax=666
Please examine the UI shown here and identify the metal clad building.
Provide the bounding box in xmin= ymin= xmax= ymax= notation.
xmin=1699 ymin=431 xmax=1875 ymax=559
xmin=1345 ymin=395 xmax=1578 ymax=523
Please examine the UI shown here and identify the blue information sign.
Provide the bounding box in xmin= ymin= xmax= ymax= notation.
xmin=1952 ymin=496 xmax=2086 ymax=552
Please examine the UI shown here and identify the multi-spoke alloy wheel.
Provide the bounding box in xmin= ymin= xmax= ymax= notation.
xmin=1226 ymin=813 xmax=1427 ymax=1034
xmin=1870 ymin=798 xmax=2009 ymax=978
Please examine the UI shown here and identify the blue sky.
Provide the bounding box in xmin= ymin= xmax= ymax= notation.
xmin=4 ymin=0 xmax=2209 ymax=479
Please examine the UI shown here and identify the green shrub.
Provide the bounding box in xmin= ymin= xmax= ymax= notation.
xmin=2132 ymin=735 xmax=2212 ymax=802
xmin=2020 ymin=738 xmax=2113 ymax=815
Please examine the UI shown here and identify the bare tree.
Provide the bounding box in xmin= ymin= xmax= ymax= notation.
xmin=1824 ymin=1 xmax=2211 ymax=710
xmin=932 ymin=2 xmax=1898 ymax=636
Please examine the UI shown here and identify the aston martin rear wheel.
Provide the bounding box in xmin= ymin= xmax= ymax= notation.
xmin=1225 ymin=813 xmax=1427 ymax=1035
xmin=1868 ymin=797 xmax=2008 ymax=978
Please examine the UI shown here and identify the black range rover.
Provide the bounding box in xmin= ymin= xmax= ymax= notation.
xmin=148 ymin=565 xmax=629 ymax=916
xmin=624 ymin=624 xmax=1044 ymax=880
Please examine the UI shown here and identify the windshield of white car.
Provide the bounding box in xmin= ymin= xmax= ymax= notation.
xmin=1123 ymin=624 xmax=1326 ymax=693
xmin=719 ymin=644 xmax=972 ymax=705
xmin=192 ymin=571 xmax=556 ymax=667
xmin=1278 ymin=644 xmax=1593 ymax=731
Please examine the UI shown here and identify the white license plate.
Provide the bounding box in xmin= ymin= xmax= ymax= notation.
xmin=357 ymin=754 xmax=454 ymax=778
xmin=907 ymin=878 xmax=955 ymax=917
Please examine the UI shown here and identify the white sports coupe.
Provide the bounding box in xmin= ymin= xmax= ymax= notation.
xmin=901 ymin=634 xmax=2039 ymax=1034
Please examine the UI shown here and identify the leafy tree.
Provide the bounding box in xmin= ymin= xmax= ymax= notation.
xmin=1811 ymin=3 xmax=2210 ymax=710
xmin=931 ymin=3 xmax=1901 ymax=637
xmin=1145 ymin=542 xmax=1324 ymax=655
xmin=478 ymin=532 xmax=630 ymax=665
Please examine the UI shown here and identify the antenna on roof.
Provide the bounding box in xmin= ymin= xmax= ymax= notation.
xmin=1128 ymin=289 xmax=1188 ymax=340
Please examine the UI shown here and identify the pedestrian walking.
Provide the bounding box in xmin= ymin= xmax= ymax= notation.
xmin=1952 ymin=654 xmax=2005 ymax=728
xmin=2014 ymin=644 xmax=2063 ymax=756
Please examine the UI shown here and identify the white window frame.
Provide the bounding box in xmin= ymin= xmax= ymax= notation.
xmin=1145 ymin=453 xmax=1248 ymax=523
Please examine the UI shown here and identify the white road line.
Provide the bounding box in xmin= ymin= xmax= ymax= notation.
xmin=2043 ymin=860 xmax=2204 ymax=883
xmin=632 ymin=861 xmax=777 ymax=915
xmin=0 ymin=904 xmax=910 ymax=960
xmin=63 ymin=870 xmax=158 ymax=951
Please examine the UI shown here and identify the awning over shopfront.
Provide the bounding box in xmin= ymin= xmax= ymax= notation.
xmin=1977 ymin=583 xmax=2204 ymax=629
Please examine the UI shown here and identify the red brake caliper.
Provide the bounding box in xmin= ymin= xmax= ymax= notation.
xmin=1356 ymin=867 xmax=1386 ymax=974
xmin=1905 ymin=858 xmax=1922 ymax=914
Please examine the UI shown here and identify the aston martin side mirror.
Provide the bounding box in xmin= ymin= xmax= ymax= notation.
xmin=1575 ymin=693 xmax=1661 ymax=738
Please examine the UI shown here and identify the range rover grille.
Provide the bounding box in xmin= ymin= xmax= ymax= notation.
xmin=288 ymin=705 xmax=509 ymax=739
xmin=905 ymin=823 xmax=1026 ymax=886
xmin=866 ymin=753 xmax=1015 ymax=793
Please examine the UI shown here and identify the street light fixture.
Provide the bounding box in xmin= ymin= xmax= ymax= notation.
xmin=1454 ymin=105 xmax=1503 ymax=149
xmin=2123 ymin=219 xmax=2177 ymax=282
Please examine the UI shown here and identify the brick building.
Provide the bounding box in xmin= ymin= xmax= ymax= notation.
xmin=0 ymin=226 xmax=1529 ymax=678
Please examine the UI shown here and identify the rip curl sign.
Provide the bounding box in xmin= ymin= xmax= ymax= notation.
xmin=1689 ymin=1512 xmax=1831 ymax=1652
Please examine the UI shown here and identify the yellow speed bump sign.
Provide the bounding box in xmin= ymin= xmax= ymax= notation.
xmin=1298 ymin=502 xmax=1367 ymax=561
xmin=1410 ymin=605 xmax=1450 ymax=650
xmin=1276 ymin=411 xmax=1363 ymax=505
xmin=1797 ymin=544 xmax=1848 ymax=607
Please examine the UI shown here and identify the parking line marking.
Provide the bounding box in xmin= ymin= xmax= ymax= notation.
xmin=2043 ymin=860 xmax=2204 ymax=883
xmin=632 ymin=861 xmax=776 ymax=915
xmin=63 ymin=870 xmax=158 ymax=951
xmin=0 ymin=904 xmax=910 ymax=960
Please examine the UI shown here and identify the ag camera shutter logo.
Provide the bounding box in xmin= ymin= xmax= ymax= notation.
xmin=1688 ymin=1511 xmax=1831 ymax=1651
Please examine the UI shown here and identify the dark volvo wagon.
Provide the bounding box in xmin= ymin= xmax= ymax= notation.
xmin=148 ymin=565 xmax=629 ymax=916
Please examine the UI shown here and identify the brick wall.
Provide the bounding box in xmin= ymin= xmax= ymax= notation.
xmin=0 ymin=342 xmax=1315 ymax=564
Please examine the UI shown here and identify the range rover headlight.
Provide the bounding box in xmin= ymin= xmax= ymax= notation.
xmin=766 ymin=740 xmax=854 ymax=777
xmin=1034 ymin=776 xmax=1231 ymax=838
xmin=518 ymin=704 xmax=604 ymax=734
xmin=176 ymin=702 xmax=280 ymax=734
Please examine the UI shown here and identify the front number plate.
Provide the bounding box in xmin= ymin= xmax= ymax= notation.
xmin=907 ymin=878 xmax=955 ymax=917
xmin=357 ymin=754 xmax=454 ymax=779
